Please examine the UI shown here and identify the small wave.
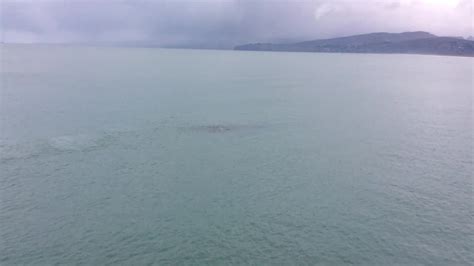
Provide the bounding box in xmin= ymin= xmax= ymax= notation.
xmin=0 ymin=141 xmax=43 ymax=163
xmin=0 ymin=133 xmax=115 ymax=164
xmin=48 ymin=134 xmax=104 ymax=151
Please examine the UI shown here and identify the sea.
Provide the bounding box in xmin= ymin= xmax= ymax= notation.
xmin=1 ymin=44 xmax=472 ymax=265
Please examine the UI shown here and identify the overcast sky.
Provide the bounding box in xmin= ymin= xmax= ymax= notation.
xmin=0 ymin=0 xmax=472 ymax=47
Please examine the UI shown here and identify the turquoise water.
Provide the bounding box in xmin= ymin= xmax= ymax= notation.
xmin=1 ymin=45 xmax=472 ymax=265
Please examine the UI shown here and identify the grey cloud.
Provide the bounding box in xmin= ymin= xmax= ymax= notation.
xmin=385 ymin=2 xmax=401 ymax=10
xmin=0 ymin=0 xmax=471 ymax=47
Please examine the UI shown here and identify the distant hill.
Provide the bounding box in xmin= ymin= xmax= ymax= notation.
xmin=235 ymin=32 xmax=474 ymax=57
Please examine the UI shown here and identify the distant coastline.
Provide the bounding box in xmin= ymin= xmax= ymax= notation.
xmin=234 ymin=31 xmax=474 ymax=57
xmin=3 ymin=31 xmax=473 ymax=58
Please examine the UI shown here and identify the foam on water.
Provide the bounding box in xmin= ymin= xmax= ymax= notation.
xmin=48 ymin=134 xmax=106 ymax=151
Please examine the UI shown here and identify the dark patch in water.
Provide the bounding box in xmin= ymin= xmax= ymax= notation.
xmin=182 ymin=124 xmax=265 ymax=134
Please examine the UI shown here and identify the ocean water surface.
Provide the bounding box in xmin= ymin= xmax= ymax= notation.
xmin=0 ymin=45 xmax=472 ymax=264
